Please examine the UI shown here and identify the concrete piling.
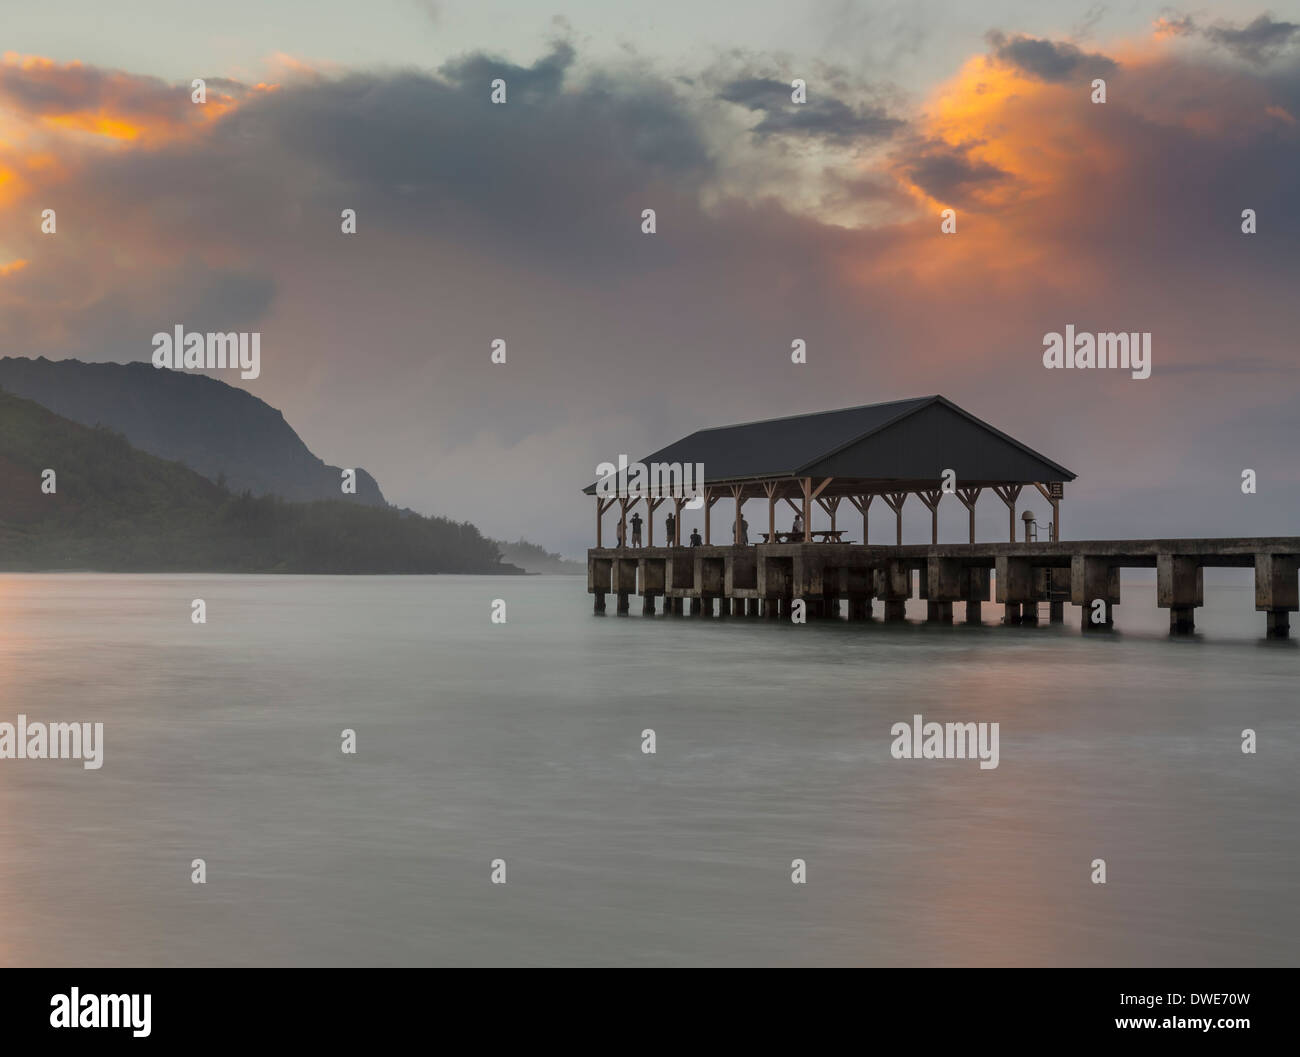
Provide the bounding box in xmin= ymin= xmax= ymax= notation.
xmin=1157 ymin=554 xmax=1202 ymax=635
xmin=1255 ymin=553 xmax=1298 ymax=639
xmin=589 ymin=539 xmax=1300 ymax=640
xmin=1071 ymin=555 xmax=1119 ymax=631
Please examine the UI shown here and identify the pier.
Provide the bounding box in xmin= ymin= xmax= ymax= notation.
xmin=587 ymin=538 xmax=1300 ymax=637
xmin=583 ymin=396 xmax=1299 ymax=637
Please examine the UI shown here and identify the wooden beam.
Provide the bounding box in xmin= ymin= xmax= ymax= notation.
xmin=704 ymin=488 xmax=721 ymax=544
xmin=816 ymin=495 xmax=842 ymax=536
xmin=763 ymin=480 xmax=778 ymax=544
xmin=1031 ymin=482 xmax=1060 ymax=542
xmin=617 ymin=496 xmax=631 ymax=549
xmin=918 ymin=489 xmax=943 ymax=544
xmin=956 ymin=487 xmax=982 ymax=544
xmin=848 ymin=493 xmax=874 ymax=544
xmin=992 ymin=484 xmax=1023 ymax=543
xmin=883 ymin=491 xmax=908 ymax=545
xmin=646 ymin=496 xmax=665 ymax=546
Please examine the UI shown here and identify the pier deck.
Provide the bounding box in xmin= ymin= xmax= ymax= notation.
xmin=586 ymin=538 xmax=1300 ymax=637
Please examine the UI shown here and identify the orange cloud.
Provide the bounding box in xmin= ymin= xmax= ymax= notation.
xmin=0 ymin=53 xmax=260 ymax=149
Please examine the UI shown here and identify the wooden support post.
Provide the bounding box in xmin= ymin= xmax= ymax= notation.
xmin=919 ymin=489 xmax=943 ymax=544
xmin=883 ymin=491 xmax=908 ymax=545
xmin=993 ymin=485 xmax=1023 ymax=543
xmin=596 ymin=496 xmax=616 ymax=548
xmin=645 ymin=497 xmax=664 ymax=547
xmin=816 ymin=494 xmax=842 ymax=538
xmin=848 ymin=494 xmax=873 ymax=545
xmin=956 ymin=487 xmax=982 ymax=544
xmin=806 ymin=478 xmax=832 ymax=543
xmin=673 ymin=497 xmax=685 ymax=546
xmin=763 ymin=480 xmax=778 ymax=544
xmin=1033 ymin=482 xmax=1062 ymax=542
xmin=704 ymin=488 xmax=721 ymax=545
xmin=730 ymin=484 xmax=744 ymax=546
xmin=617 ymin=497 xmax=630 ymax=550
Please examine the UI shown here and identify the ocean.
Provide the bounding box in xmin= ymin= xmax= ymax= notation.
xmin=0 ymin=573 xmax=1295 ymax=966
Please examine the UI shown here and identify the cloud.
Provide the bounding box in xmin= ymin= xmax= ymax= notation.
xmin=718 ymin=75 xmax=903 ymax=144
xmin=0 ymin=53 xmax=250 ymax=142
xmin=0 ymin=30 xmax=1297 ymax=550
xmin=1203 ymin=14 xmax=1300 ymax=64
xmin=984 ymin=31 xmax=1117 ymax=82
xmin=1153 ymin=12 xmax=1300 ymax=64
xmin=898 ymin=138 xmax=1009 ymax=203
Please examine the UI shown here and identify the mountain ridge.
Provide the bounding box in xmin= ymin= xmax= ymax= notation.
xmin=0 ymin=387 xmax=519 ymax=573
xmin=0 ymin=356 xmax=387 ymax=506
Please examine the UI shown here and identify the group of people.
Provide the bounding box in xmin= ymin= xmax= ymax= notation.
xmin=614 ymin=511 xmax=705 ymax=547
xmin=614 ymin=512 xmax=803 ymax=548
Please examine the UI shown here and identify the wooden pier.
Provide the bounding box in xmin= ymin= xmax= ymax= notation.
xmin=583 ymin=397 xmax=1298 ymax=637
xmin=586 ymin=539 xmax=1300 ymax=637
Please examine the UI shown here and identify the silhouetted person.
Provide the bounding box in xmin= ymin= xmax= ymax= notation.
xmin=665 ymin=511 xmax=676 ymax=547
xmin=689 ymin=528 xmax=702 ymax=547
xmin=630 ymin=512 xmax=643 ymax=547
xmin=791 ymin=513 xmax=804 ymax=541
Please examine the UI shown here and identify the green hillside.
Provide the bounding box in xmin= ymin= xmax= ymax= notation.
xmin=0 ymin=388 xmax=519 ymax=574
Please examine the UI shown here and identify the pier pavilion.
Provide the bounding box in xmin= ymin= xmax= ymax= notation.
xmin=584 ymin=396 xmax=1076 ymax=550
xmin=584 ymin=396 xmax=1300 ymax=637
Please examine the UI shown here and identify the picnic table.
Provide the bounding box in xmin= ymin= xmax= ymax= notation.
xmin=759 ymin=530 xmax=849 ymax=543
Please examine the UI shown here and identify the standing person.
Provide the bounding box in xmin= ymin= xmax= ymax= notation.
xmin=630 ymin=511 xmax=643 ymax=548
xmin=689 ymin=528 xmax=702 ymax=547
xmin=791 ymin=512 xmax=804 ymax=541
xmin=665 ymin=511 xmax=676 ymax=547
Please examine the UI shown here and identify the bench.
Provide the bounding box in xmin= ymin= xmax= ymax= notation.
xmin=758 ymin=531 xmax=850 ymax=543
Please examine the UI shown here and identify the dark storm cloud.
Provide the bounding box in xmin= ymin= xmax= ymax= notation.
xmin=207 ymin=43 xmax=714 ymax=269
xmin=439 ymin=40 xmax=576 ymax=103
xmin=1203 ymin=14 xmax=1300 ymax=64
xmin=902 ymin=140 xmax=1009 ymax=201
xmin=985 ymin=31 xmax=1117 ymax=82
xmin=718 ymin=76 xmax=903 ymax=143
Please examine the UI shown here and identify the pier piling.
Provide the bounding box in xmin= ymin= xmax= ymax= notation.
xmin=588 ymin=538 xmax=1300 ymax=640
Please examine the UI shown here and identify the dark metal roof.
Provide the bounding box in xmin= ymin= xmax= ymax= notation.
xmin=583 ymin=395 xmax=1076 ymax=493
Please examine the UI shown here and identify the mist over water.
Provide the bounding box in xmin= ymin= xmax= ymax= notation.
xmin=0 ymin=573 xmax=1295 ymax=967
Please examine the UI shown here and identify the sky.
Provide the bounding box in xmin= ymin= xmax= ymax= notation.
xmin=1 ymin=1 xmax=1298 ymax=556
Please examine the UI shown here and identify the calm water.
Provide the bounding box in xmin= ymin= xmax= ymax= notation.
xmin=0 ymin=573 xmax=1295 ymax=967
